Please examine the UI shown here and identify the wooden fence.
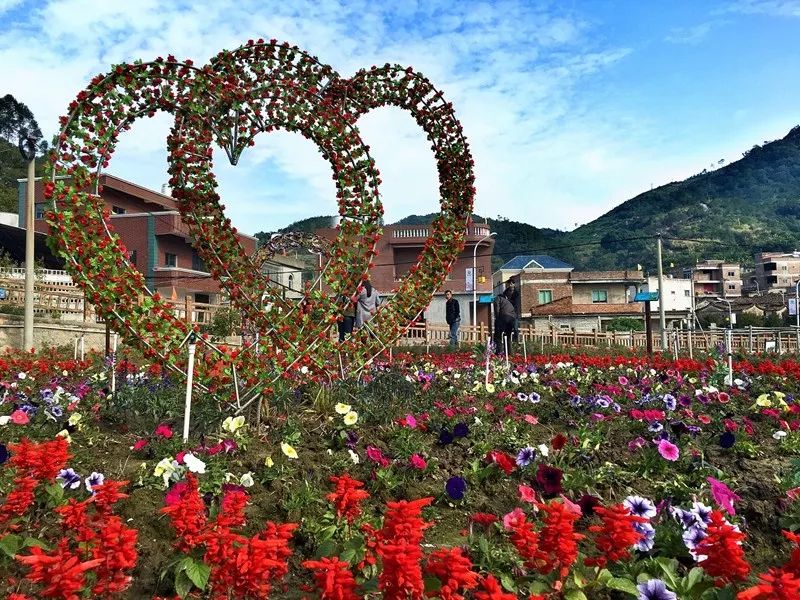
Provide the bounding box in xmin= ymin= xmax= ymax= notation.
xmin=398 ymin=322 xmax=800 ymax=355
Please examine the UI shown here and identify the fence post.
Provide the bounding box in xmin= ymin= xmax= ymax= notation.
xmin=573 ymin=327 xmax=578 ymax=345
xmin=748 ymin=326 xmax=753 ymax=353
xmin=594 ymin=328 xmax=599 ymax=346
xmin=184 ymin=295 xmax=193 ymax=325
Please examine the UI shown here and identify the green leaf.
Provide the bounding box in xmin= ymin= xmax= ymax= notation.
xmin=500 ymin=572 xmax=516 ymax=592
xmin=316 ymin=540 xmax=336 ymax=558
xmin=424 ymin=576 xmax=442 ymax=592
xmin=565 ymin=590 xmax=588 ymax=600
xmin=0 ymin=534 xmax=22 ymax=558
xmin=596 ymin=568 xmax=613 ymax=585
xmin=184 ymin=558 xmax=210 ymax=590
xmin=340 ymin=548 xmax=356 ymax=564
xmin=685 ymin=567 xmax=706 ymax=590
xmin=478 ymin=535 xmax=489 ymax=556
xmin=607 ymin=577 xmax=640 ymax=596
xmin=319 ymin=525 xmax=338 ymax=541
xmin=23 ymin=538 xmax=50 ymax=550
xmin=174 ymin=570 xmax=193 ymax=599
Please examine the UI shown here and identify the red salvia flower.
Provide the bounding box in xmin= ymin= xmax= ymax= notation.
xmin=505 ymin=511 xmax=540 ymax=570
xmin=54 ymin=498 xmax=95 ymax=544
xmin=0 ymin=476 xmax=37 ymax=526
xmin=470 ymin=512 xmax=499 ymax=527
xmin=16 ymin=538 xmax=103 ymax=600
xmin=160 ymin=473 xmax=207 ymax=552
xmin=588 ymin=504 xmax=646 ymax=567
xmin=782 ymin=530 xmax=800 ymax=577
xmin=8 ymin=437 xmax=71 ymax=481
xmin=90 ymin=515 xmax=139 ymax=595
xmin=737 ymin=568 xmax=800 ymax=599
xmin=327 ymin=474 xmax=370 ymax=524
xmin=303 ymin=556 xmax=361 ymax=600
xmin=423 ymin=547 xmax=480 ymax=600
xmin=473 ymin=575 xmax=517 ymax=600
xmin=535 ymin=499 xmax=584 ymax=578
xmin=696 ymin=511 xmax=750 ymax=585
xmin=377 ymin=497 xmax=433 ymax=600
xmin=91 ymin=479 xmax=129 ymax=514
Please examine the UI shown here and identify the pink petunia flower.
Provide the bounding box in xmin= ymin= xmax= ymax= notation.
xmin=406 ymin=414 xmax=417 ymax=428
xmin=518 ymin=484 xmax=537 ymax=503
xmin=409 ymin=454 xmax=427 ymax=470
xmin=707 ymin=477 xmax=741 ymax=515
xmin=502 ymin=507 xmax=525 ymax=530
xmin=155 ymin=423 xmax=173 ymax=439
xmin=657 ymin=439 xmax=680 ymax=461
xmin=132 ymin=439 xmax=148 ymax=451
xmin=10 ymin=410 xmax=29 ymax=425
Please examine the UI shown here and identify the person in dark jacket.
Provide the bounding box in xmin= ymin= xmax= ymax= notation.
xmin=503 ymin=278 xmax=521 ymax=341
xmin=444 ymin=290 xmax=460 ymax=347
xmin=494 ymin=293 xmax=516 ymax=354
xmin=338 ymin=294 xmax=356 ymax=342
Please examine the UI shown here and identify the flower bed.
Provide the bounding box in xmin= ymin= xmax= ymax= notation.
xmin=3 ymin=347 xmax=800 ymax=598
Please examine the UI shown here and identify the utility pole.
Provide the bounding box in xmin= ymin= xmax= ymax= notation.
xmin=18 ymin=131 xmax=38 ymax=351
xmin=656 ymin=235 xmax=667 ymax=351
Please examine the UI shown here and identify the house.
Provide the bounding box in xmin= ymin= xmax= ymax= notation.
xmin=492 ymin=254 xmax=574 ymax=293
xmin=18 ymin=174 xmax=258 ymax=306
xmin=260 ymin=254 xmax=308 ymax=300
xmin=644 ymin=275 xmax=694 ymax=330
xmin=695 ymin=293 xmax=787 ymax=327
xmin=315 ymin=222 xmax=495 ymax=326
xmin=675 ymin=260 xmax=742 ymax=299
xmin=753 ymin=251 xmax=800 ymax=293
xmin=522 ymin=268 xmax=646 ymax=332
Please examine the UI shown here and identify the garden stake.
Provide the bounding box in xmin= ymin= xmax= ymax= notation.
xmin=182 ymin=333 xmax=197 ymax=442
xmin=503 ymin=335 xmax=509 ymax=369
xmin=110 ymin=333 xmax=118 ymax=394
xmin=80 ymin=335 xmax=85 ymax=361
xmin=485 ymin=336 xmax=491 ymax=386
xmin=522 ymin=335 xmax=527 ymax=364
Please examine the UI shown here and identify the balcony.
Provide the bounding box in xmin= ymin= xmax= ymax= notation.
xmin=154 ymin=213 xmax=191 ymax=239
xmin=763 ymin=262 xmax=778 ymax=272
xmin=389 ymin=225 xmax=495 ymax=246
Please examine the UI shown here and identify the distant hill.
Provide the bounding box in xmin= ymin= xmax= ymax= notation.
xmin=251 ymin=125 xmax=800 ymax=273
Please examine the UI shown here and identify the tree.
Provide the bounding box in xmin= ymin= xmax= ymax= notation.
xmin=0 ymin=95 xmax=48 ymax=213
xmin=0 ymin=94 xmax=46 ymax=152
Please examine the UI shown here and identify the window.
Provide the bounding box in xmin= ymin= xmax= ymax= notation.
xmin=191 ymin=250 xmax=207 ymax=272
xmin=287 ymin=274 xmax=294 ymax=290
xmin=111 ymin=206 xmax=126 ymax=215
xmin=727 ymin=271 xmax=735 ymax=276
xmin=538 ymin=289 xmax=552 ymax=304
xmin=685 ymin=289 xmax=691 ymax=297
xmin=783 ymin=265 xmax=789 ymax=271
xmin=591 ymin=289 xmax=608 ymax=303
xmin=164 ymin=253 xmax=177 ymax=267
xmin=194 ymin=293 xmax=210 ymax=304
xmin=34 ymin=203 xmax=46 ymax=219
xmin=728 ymin=284 xmax=735 ymax=290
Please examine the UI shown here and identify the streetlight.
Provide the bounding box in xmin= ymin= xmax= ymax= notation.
xmin=795 ymin=279 xmax=799 ymax=351
xmin=472 ymin=231 xmax=496 ymax=331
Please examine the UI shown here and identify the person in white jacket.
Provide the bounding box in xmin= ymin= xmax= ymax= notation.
xmin=355 ymin=279 xmax=381 ymax=329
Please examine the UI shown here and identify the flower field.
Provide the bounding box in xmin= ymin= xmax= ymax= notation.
xmin=3 ymin=347 xmax=800 ymax=598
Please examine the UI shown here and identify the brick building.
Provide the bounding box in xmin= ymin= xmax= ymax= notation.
xmin=521 ymin=269 xmax=646 ymax=332
xmin=18 ymin=174 xmax=257 ymax=305
xmin=316 ymin=222 xmax=495 ymax=325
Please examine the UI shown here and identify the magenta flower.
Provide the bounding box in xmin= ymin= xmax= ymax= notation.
xmin=409 ymin=454 xmax=427 ymax=470
xmin=707 ymin=477 xmax=741 ymax=515
xmin=154 ymin=423 xmax=173 ymax=439
xmin=657 ymin=439 xmax=680 ymax=461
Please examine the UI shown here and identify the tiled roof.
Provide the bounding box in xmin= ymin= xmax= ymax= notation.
xmin=499 ymin=255 xmax=573 ymax=271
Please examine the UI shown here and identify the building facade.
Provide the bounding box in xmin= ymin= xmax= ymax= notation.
xmin=677 ymin=260 xmax=742 ymax=299
xmin=754 ymin=251 xmax=800 ymax=293
xmin=316 ymin=223 xmax=495 ymax=326
xmin=521 ymin=269 xmax=646 ymax=332
xmin=18 ymin=174 xmax=257 ymax=305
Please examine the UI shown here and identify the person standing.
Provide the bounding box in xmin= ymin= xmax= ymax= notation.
xmin=494 ymin=293 xmax=516 ymax=354
xmin=503 ymin=278 xmax=521 ymax=341
xmin=444 ymin=290 xmax=460 ymax=347
xmin=338 ymin=294 xmax=356 ymax=342
xmin=355 ymin=279 xmax=381 ymax=329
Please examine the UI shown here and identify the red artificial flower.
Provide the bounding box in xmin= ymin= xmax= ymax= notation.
xmin=485 ymin=450 xmax=516 ymax=475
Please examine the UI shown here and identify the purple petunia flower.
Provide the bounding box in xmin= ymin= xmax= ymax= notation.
xmin=637 ymin=579 xmax=677 ymax=600
xmin=438 ymin=428 xmax=454 ymax=446
xmin=453 ymin=423 xmax=469 ymax=438
xmin=682 ymin=524 xmax=708 ymax=551
xmin=0 ymin=444 xmax=7 ymax=465
xmin=633 ymin=521 xmax=656 ymax=552
xmin=57 ymin=468 xmax=81 ymax=490
xmin=719 ymin=431 xmax=735 ymax=448
xmin=85 ymin=471 xmax=105 ymax=494
xmin=624 ymin=495 xmax=657 ymax=519
xmin=529 ymin=392 xmax=541 ymax=403
xmin=515 ymin=447 xmax=536 ymax=467
xmin=445 ymin=476 xmax=467 ymax=500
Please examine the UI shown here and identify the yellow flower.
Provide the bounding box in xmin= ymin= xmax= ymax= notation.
xmin=485 ymin=383 xmax=496 ymax=393
xmin=56 ymin=429 xmax=72 ymax=444
xmin=222 ymin=415 xmax=246 ymax=434
xmin=756 ymin=394 xmax=773 ymax=407
xmin=265 ymin=456 xmax=274 ymax=468
xmin=68 ymin=413 xmax=82 ymax=426
xmin=343 ymin=411 xmax=358 ymax=426
xmin=335 ymin=403 xmax=352 ymax=415
xmin=281 ymin=442 xmax=298 ymax=459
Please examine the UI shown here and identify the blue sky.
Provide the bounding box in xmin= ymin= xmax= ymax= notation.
xmin=2 ymin=0 xmax=800 ymax=234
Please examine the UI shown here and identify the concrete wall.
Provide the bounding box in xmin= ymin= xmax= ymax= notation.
xmin=0 ymin=315 xmax=107 ymax=352
xmin=572 ymin=282 xmax=628 ymax=304
xmin=427 ymin=293 xmax=471 ymax=325
xmin=530 ymin=315 xmax=603 ymax=332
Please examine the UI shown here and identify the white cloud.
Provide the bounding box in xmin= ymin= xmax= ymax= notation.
xmin=665 ymin=22 xmax=717 ymax=44
xmin=724 ymin=0 xmax=800 ymax=16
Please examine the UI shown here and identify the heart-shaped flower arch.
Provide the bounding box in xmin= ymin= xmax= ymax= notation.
xmin=44 ymin=39 xmax=475 ymax=400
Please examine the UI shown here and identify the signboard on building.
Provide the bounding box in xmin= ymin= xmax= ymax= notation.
xmin=790 ymin=298 xmax=797 ymax=317
xmin=465 ymin=267 xmax=475 ymax=292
